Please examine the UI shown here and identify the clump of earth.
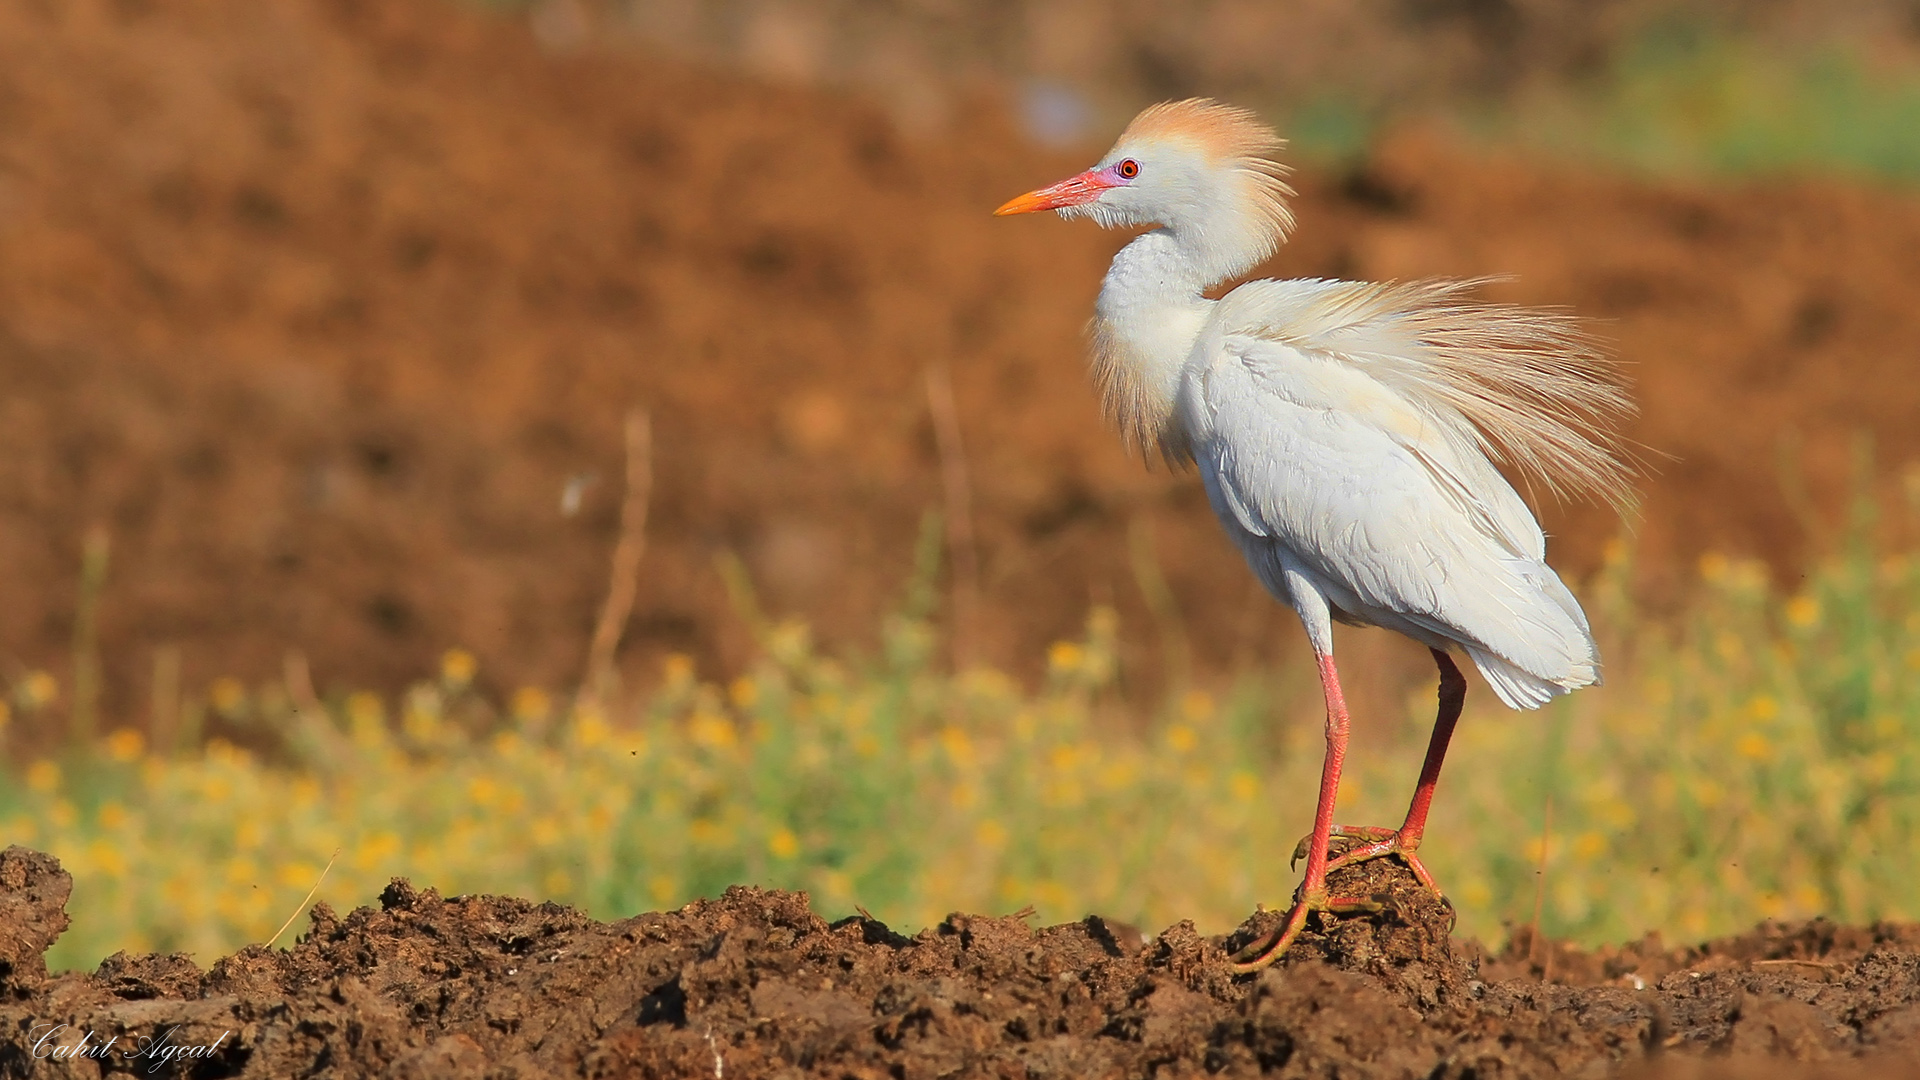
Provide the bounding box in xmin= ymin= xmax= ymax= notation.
xmin=5 ymin=845 xmax=1918 ymax=1078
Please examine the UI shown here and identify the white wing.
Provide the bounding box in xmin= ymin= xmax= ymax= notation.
xmin=1179 ymin=282 xmax=1600 ymax=709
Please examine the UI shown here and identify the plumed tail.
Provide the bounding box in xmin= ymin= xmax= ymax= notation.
xmin=1465 ymin=645 xmax=1599 ymax=711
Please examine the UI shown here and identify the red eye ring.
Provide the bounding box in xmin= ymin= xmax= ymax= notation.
xmin=1116 ymin=159 xmax=1139 ymax=179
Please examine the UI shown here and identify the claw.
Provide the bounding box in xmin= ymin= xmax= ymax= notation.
xmin=1325 ymin=892 xmax=1394 ymax=917
xmin=1247 ymin=825 xmax=1450 ymax=971
xmin=1313 ymin=825 xmax=1444 ymax=894
xmin=1289 ymin=825 xmax=1400 ymax=871
xmin=1230 ymin=890 xmax=1318 ymax=972
xmin=1229 ymin=888 xmax=1396 ymax=973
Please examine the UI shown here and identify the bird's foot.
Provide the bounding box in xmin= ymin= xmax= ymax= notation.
xmin=1228 ymin=886 xmax=1394 ymax=973
xmin=1290 ymin=824 xmax=1443 ymax=894
xmin=1227 ymin=825 xmax=1452 ymax=973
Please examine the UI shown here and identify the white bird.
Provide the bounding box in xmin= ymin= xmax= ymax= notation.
xmin=996 ymin=99 xmax=1635 ymax=969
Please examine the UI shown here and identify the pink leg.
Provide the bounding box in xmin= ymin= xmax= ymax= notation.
xmin=1313 ymin=648 xmax=1465 ymax=889
xmin=1231 ymin=653 xmax=1351 ymax=972
xmin=1296 ymin=654 xmax=1351 ymax=896
xmin=1400 ymin=649 xmax=1466 ymax=848
xmin=1235 ymin=649 xmax=1465 ymax=972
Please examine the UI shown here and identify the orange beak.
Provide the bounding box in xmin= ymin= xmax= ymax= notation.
xmin=994 ymin=169 xmax=1114 ymax=215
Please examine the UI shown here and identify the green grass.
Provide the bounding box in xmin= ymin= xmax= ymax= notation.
xmin=1495 ymin=29 xmax=1920 ymax=183
xmin=1279 ymin=26 xmax=1920 ymax=183
xmin=5 ymin=492 xmax=1920 ymax=972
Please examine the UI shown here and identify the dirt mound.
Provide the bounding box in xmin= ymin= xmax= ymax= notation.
xmin=6 ymin=0 xmax=1920 ymax=735
xmin=5 ymin=846 xmax=1919 ymax=1078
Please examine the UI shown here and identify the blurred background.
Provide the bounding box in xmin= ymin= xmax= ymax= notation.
xmin=5 ymin=0 xmax=1920 ymax=968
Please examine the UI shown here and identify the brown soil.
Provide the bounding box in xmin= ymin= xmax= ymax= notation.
xmin=6 ymin=0 xmax=1920 ymax=736
xmin=6 ymin=845 xmax=1920 ymax=1079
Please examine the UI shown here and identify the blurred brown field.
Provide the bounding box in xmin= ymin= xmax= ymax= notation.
xmin=4 ymin=0 xmax=1920 ymax=746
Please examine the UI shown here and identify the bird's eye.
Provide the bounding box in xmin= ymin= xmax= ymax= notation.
xmin=1117 ymin=159 xmax=1139 ymax=179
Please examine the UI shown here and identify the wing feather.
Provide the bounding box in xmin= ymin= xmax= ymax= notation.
xmin=1179 ymin=325 xmax=1602 ymax=704
xmin=1215 ymin=277 xmax=1639 ymax=514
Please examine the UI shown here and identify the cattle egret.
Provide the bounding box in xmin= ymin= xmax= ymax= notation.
xmin=996 ymin=99 xmax=1635 ymax=970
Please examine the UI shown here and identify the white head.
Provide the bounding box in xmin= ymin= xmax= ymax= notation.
xmin=996 ymin=99 xmax=1296 ymax=277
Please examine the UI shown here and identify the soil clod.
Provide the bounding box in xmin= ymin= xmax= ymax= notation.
xmin=5 ymin=847 xmax=1920 ymax=1077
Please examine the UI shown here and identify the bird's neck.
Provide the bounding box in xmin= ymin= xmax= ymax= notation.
xmin=1090 ymin=229 xmax=1238 ymax=460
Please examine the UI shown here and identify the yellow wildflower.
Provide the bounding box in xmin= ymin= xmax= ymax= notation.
xmin=1048 ymin=641 xmax=1085 ymax=674
xmin=511 ymin=687 xmax=552 ymax=725
xmin=939 ymin=726 xmax=975 ymax=768
xmin=468 ymin=776 xmax=499 ymax=807
xmin=1229 ymin=771 xmax=1259 ymax=803
xmin=811 ymin=869 xmax=851 ymax=905
xmin=25 ymin=760 xmax=60 ymax=793
xmin=403 ymin=702 xmax=441 ymax=743
xmin=89 ymin=839 xmax=127 ymax=878
xmin=18 ymin=670 xmax=57 ymax=709
xmin=440 ymin=648 xmax=477 ymax=687
xmin=729 ymin=677 xmax=758 ymax=709
xmin=648 ymin=875 xmax=678 ymax=906
xmin=763 ymin=620 xmax=814 ymax=668
xmin=768 ymin=826 xmax=800 ymax=859
xmin=1601 ymin=537 xmax=1628 ymax=567
xmin=1784 ymin=595 xmax=1820 ymax=629
xmin=661 ymin=653 xmax=695 ymax=686
xmin=1735 ymin=733 xmax=1774 ymax=762
xmin=689 ymin=819 xmax=728 ymax=846
xmin=571 ymin=709 xmax=610 ymax=748
xmin=346 ymin=692 xmax=385 ymax=743
xmin=354 ymin=831 xmax=401 ymax=870
xmin=105 ymin=728 xmax=145 ymax=761
xmin=276 ymin=862 xmax=321 ymax=889
xmin=689 ymin=713 xmax=737 ymax=749
xmin=210 ymin=677 xmax=247 ymax=717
